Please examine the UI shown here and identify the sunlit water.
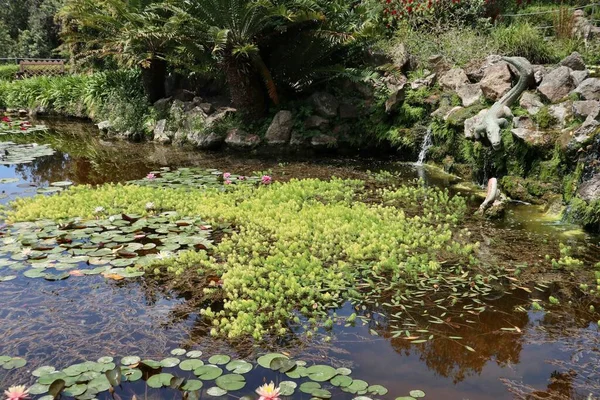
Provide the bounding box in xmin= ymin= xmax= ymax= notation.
xmin=0 ymin=119 xmax=598 ymax=400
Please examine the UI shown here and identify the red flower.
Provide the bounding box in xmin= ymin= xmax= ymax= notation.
xmin=2 ymin=116 xmax=11 ymax=123
xmin=407 ymin=5 xmax=412 ymax=12
xmin=20 ymin=127 xmax=26 ymax=131
xmin=392 ymin=9 xmax=397 ymax=14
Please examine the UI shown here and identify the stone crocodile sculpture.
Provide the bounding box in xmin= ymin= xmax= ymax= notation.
xmin=473 ymin=56 xmax=534 ymax=150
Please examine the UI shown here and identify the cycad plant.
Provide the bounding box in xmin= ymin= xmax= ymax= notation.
xmin=168 ymin=0 xmax=342 ymax=119
xmin=58 ymin=0 xmax=181 ymax=102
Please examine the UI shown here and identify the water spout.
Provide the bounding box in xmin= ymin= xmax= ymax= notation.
xmin=416 ymin=126 xmax=433 ymax=166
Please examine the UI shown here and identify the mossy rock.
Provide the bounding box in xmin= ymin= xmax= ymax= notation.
xmin=446 ymin=103 xmax=487 ymax=128
xmin=500 ymin=176 xmax=556 ymax=204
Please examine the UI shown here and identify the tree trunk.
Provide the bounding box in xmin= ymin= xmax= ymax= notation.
xmin=141 ymin=58 xmax=167 ymax=104
xmin=222 ymin=54 xmax=266 ymax=120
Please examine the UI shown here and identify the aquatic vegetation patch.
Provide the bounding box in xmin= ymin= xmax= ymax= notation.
xmin=2 ymin=351 xmax=422 ymax=400
xmin=0 ymin=142 xmax=54 ymax=165
xmin=128 ymin=167 xmax=265 ymax=189
xmin=0 ymin=117 xmax=48 ymax=135
xmin=0 ymin=213 xmax=213 ymax=281
xmin=7 ymin=172 xmax=480 ymax=339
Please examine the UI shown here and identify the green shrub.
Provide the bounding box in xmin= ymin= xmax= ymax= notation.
xmin=491 ymin=22 xmax=554 ymax=63
xmin=0 ymin=65 xmax=18 ymax=81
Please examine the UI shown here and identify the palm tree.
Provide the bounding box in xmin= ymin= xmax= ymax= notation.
xmin=167 ymin=0 xmax=332 ymax=119
xmin=58 ymin=0 xmax=181 ymax=102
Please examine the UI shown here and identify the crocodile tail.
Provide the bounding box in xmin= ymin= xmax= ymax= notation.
xmin=499 ymin=56 xmax=534 ymax=107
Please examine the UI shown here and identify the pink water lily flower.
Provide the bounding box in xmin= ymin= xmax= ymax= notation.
xmin=261 ymin=175 xmax=272 ymax=185
xmin=237 ymin=175 xmax=246 ymax=181
xmin=256 ymin=382 xmax=280 ymax=400
xmin=4 ymin=385 xmax=29 ymax=400
xmin=224 ymin=180 xmax=232 ymax=185
xmin=223 ymin=172 xmax=231 ymax=179
xmin=146 ymin=173 xmax=156 ymax=180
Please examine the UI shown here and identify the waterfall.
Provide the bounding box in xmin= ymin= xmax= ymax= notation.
xmin=416 ymin=126 xmax=433 ymax=166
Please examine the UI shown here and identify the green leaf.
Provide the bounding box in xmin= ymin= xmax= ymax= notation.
xmin=194 ymin=365 xmax=223 ymax=380
xmin=206 ymin=386 xmax=227 ymax=397
xmin=208 ymin=355 xmax=231 ymax=365
xmin=180 ymin=359 xmax=204 ymax=371
xmin=215 ymin=374 xmax=245 ymax=391
xmin=257 ymin=353 xmax=287 ymax=369
xmin=409 ymin=390 xmax=426 ymax=398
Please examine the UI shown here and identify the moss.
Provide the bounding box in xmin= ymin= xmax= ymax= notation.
xmin=563 ymin=162 xmax=584 ymax=202
xmin=501 ymin=176 xmax=555 ymax=204
xmin=446 ymin=104 xmax=486 ymax=128
xmin=566 ymin=197 xmax=600 ymax=231
xmin=533 ymin=106 xmax=558 ymax=130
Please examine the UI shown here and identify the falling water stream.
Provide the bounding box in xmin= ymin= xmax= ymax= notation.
xmin=416 ymin=126 xmax=433 ymax=166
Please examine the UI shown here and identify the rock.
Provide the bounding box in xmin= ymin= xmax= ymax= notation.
xmin=519 ymin=91 xmax=544 ymax=115
xmin=265 ymin=110 xmax=293 ymax=144
xmin=153 ymin=98 xmax=173 ymax=115
xmin=173 ymin=89 xmax=196 ymax=102
xmin=355 ymin=82 xmax=374 ymax=99
xmin=182 ymin=107 xmax=208 ymax=132
xmin=479 ymin=62 xmax=512 ymax=101
xmin=205 ymin=107 xmax=236 ymax=128
xmin=311 ymin=134 xmax=338 ymax=148
xmin=97 ymin=120 xmax=112 ymax=133
xmin=382 ymin=74 xmax=408 ymax=92
xmin=571 ymin=70 xmax=590 ymax=86
xmin=572 ymin=100 xmax=600 ymax=121
xmin=578 ymin=174 xmax=600 ymax=201
xmin=532 ymin=65 xmax=546 ymax=86
xmin=428 ymin=55 xmax=449 ymax=74
xmin=511 ymin=116 xmax=549 ymax=147
xmin=304 ymin=115 xmax=329 ymax=129
xmin=310 ymin=92 xmax=339 ymax=118
xmin=198 ymin=103 xmax=214 ymax=114
xmin=538 ymin=66 xmax=576 ymax=103
xmin=385 ymin=83 xmax=407 ymax=114
xmin=410 ymin=73 xmax=436 ymax=90
xmin=464 ymin=55 xmax=502 ymax=82
xmin=290 ymin=131 xmax=307 ymax=146
xmin=153 ymin=119 xmax=171 ymax=144
xmin=365 ymin=47 xmax=393 ymax=67
xmin=389 ymin=42 xmax=410 ymax=70
xmin=187 ymin=131 xmax=225 ymax=150
xmin=464 ymin=109 xmax=487 ymax=140
xmin=559 ymin=51 xmax=586 ymax=71
xmin=439 ymin=68 xmax=469 ymax=91
xmin=29 ymin=106 xmax=47 ymax=116
xmin=225 ymin=128 xmax=261 ymax=148
xmin=549 ymin=102 xmax=573 ymax=128
xmin=442 ymin=106 xmax=464 ymax=121
xmin=560 ymin=118 xmax=600 ymax=156
xmin=574 ymin=78 xmax=600 ymax=101
xmin=339 ymin=103 xmax=359 ymax=119
xmin=456 ymin=83 xmax=483 ymax=107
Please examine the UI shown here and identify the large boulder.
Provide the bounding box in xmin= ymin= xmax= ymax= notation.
xmin=304 ymin=115 xmax=329 ymax=130
xmin=511 ymin=116 xmax=550 ymax=147
xmin=311 ymin=134 xmax=338 ymax=148
xmin=205 ymin=107 xmax=236 ymax=128
xmin=456 ymin=83 xmax=483 ymax=107
xmin=385 ymin=82 xmax=407 ymax=114
xmin=439 ymin=68 xmax=469 ymax=91
xmin=310 ymin=92 xmax=339 ymax=118
xmin=560 ymin=118 xmax=600 ymax=156
xmin=572 ymin=100 xmax=600 ymax=121
xmin=549 ymin=102 xmax=574 ymax=128
xmin=575 ymin=78 xmax=600 ymax=101
xmin=519 ymin=91 xmax=544 ymax=115
xmin=559 ymin=52 xmax=586 ymax=71
xmin=538 ymin=66 xmax=576 ymax=103
xmin=578 ymin=174 xmax=600 ymax=201
xmin=479 ymin=62 xmax=512 ymax=101
xmin=464 ymin=55 xmax=502 ymax=82
xmin=153 ymin=119 xmax=171 ymax=144
xmin=571 ymin=70 xmax=590 ymax=86
xmin=265 ymin=110 xmax=293 ymax=144
xmin=198 ymin=103 xmax=214 ymax=115
xmin=187 ymin=131 xmax=225 ymax=150
xmin=225 ymin=128 xmax=261 ymax=148
xmin=410 ymin=73 xmax=436 ymax=90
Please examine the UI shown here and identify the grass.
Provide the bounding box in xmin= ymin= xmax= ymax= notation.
xmin=8 ymin=178 xmax=476 ymax=340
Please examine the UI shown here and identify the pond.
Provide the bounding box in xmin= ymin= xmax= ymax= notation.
xmin=0 ymin=119 xmax=599 ymax=400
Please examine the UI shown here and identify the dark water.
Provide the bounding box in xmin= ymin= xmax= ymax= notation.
xmin=0 ymin=120 xmax=599 ymax=400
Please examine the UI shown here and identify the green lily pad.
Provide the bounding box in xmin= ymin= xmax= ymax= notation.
xmin=270 ymin=357 xmax=296 ymax=373
xmin=123 ymin=369 xmax=142 ymax=382
xmin=160 ymin=358 xmax=181 ymax=368
xmin=97 ymin=356 xmax=114 ymax=364
xmin=346 ymin=380 xmax=369 ymax=394
xmin=336 ymin=367 xmax=352 ymax=376
xmin=368 ymin=385 xmax=388 ymax=395
xmin=194 ymin=365 xmax=223 ymax=380
xmin=354 ymin=397 xmax=374 ymax=400
xmin=279 ymin=381 xmax=297 ymax=396
xmin=215 ymin=374 xmax=245 ymax=391
xmin=140 ymin=360 xmax=161 ymax=369
xmin=306 ymin=365 xmax=338 ymax=382
xmin=87 ymin=374 xmax=111 ymax=392
xmin=208 ymin=355 xmax=231 ymax=365
xmin=28 ymin=383 xmax=50 ymax=395
xmin=179 ymin=359 xmax=204 ymax=371
xmin=186 ymin=350 xmax=203 ymax=358
xmin=225 ymin=360 xmax=252 ymax=374
xmin=300 ymin=382 xmax=321 ymax=394
xmin=395 ymin=397 xmax=416 ymax=400
xmin=170 ymin=348 xmax=187 ymax=356
xmin=0 ymin=275 xmax=16 ymax=281
xmin=257 ymin=353 xmax=288 ymax=369
xmin=409 ymin=390 xmax=426 ymax=398
xmin=206 ymin=387 xmax=227 ymax=397
xmin=182 ymin=380 xmax=203 ymax=391
xmin=311 ymin=389 xmax=332 ymax=399
xmin=331 ymin=375 xmax=353 ymax=387
xmin=121 ymin=356 xmax=141 ymax=366
xmin=32 ymin=365 xmax=56 ymax=377
xmin=63 ymin=384 xmax=87 ymax=397
xmin=147 ymin=373 xmax=168 ymax=388
xmin=51 ymin=181 xmax=73 ymax=187
xmin=2 ymin=357 xmax=26 ymax=370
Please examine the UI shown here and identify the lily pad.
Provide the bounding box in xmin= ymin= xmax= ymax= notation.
xmin=300 ymin=382 xmax=321 ymax=394
xmin=182 ymin=380 xmax=203 ymax=391
xmin=279 ymin=381 xmax=297 ymax=396
xmin=208 ymin=354 xmax=231 ymax=365
xmin=215 ymin=374 xmax=245 ymax=391
xmin=186 ymin=350 xmax=203 ymax=358
xmin=63 ymin=384 xmax=87 ymax=397
xmin=180 ymin=359 xmax=204 ymax=371
xmin=225 ymin=360 xmax=253 ymax=374
xmin=2 ymin=357 xmax=26 ymax=370
xmin=28 ymin=383 xmax=50 ymax=395
xmin=32 ymin=366 xmax=56 ymax=377
xmin=194 ymin=365 xmax=223 ymax=380
xmin=409 ymin=390 xmax=426 ymax=398
xmin=331 ymin=375 xmax=353 ymax=387
xmin=311 ymin=389 xmax=332 ymax=399
xmin=368 ymin=385 xmax=388 ymax=395
xmin=121 ymin=356 xmax=141 ymax=366
xmin=170 ymin=348 xmax=187 ymax=356
xmin=123 ymin=369 xmax=142 ymax=382
xmin=257 ymin=353 xmax=288 ymax=369
xmin=206 ymin=386 xmax=227 ymax=397
xmin=306 ymin=365 xmax=338 ymax=382
xmin=160 ymin=357 xmax=181 ymax=368
xmin=97 ymin=356 xmax=114 ymax=364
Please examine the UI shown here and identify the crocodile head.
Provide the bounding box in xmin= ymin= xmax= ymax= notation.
xmin=487 ymin=125 xmax=502 ymax=150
